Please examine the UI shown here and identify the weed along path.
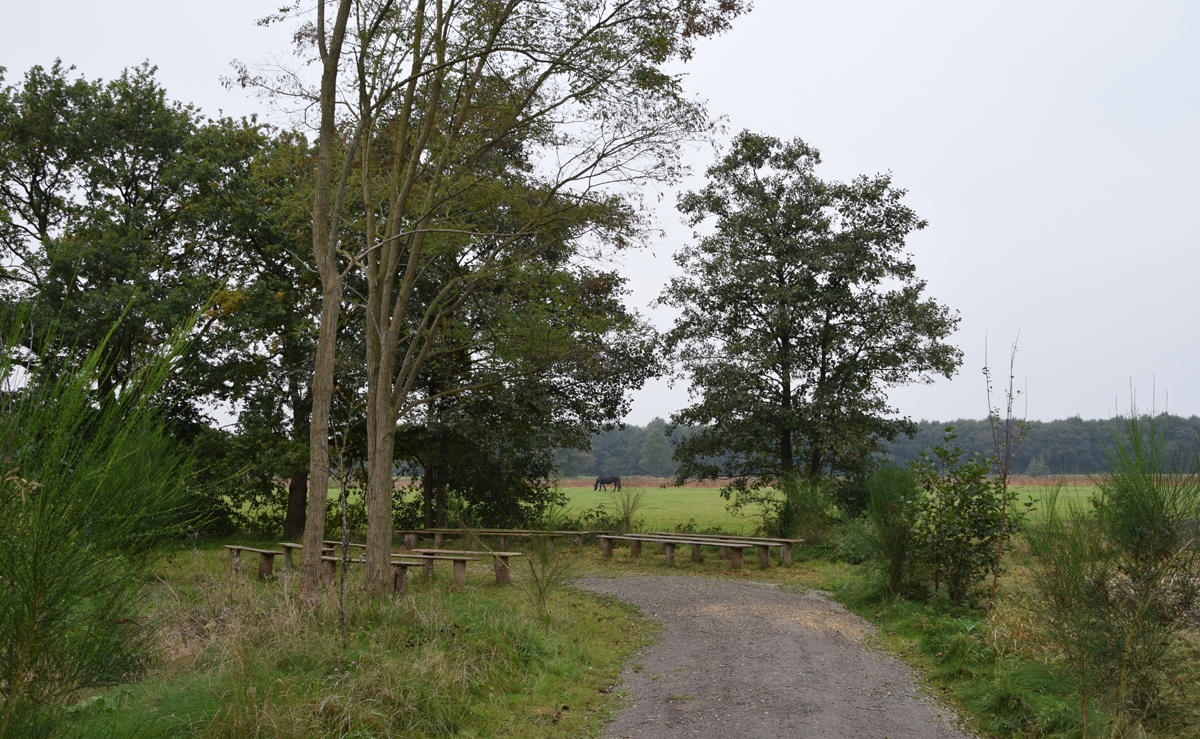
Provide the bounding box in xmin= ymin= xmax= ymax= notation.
xmin=576 ymin=576 xmax=971 ymax=739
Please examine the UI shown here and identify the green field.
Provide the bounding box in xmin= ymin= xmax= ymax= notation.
xmin=561 ymin=486 xmax=764 ymax=532
xmin=558 ymin=483 xmax=1098 ymax=533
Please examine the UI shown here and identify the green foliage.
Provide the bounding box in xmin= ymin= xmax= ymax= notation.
xmin=1027 ymin=412 xmax=1200 ymax=735
xmin=556 ymin=417 xmax=694 ymax=478
xmin=1025 ymin=454 xmax=1049 ymax=477
xmin=661 ymin=130 xmax=960 ymax=491
xmin=861 ymin=467 xmax=920 ymax=596
xmin=638 ymin=418 xmax=676 ymax=478
xmin=910 ymin=429 xmax=1012 ymax=603
xmin=772 ymin=475 xmax=834 ymax=542
xmin=0 ymin=312 xmax=194 ymax=738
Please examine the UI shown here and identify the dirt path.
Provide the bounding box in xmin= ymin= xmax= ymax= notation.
xmin=576 ymin=576 xmax=972 ymax=739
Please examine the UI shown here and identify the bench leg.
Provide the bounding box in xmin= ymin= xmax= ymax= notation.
xmin=423 ymin=559 xmax=435 ymax=580
xmin=728 ymin=548 xmax=744 ymax=571
xmin=392 ymin=564 xmax=408 ymax=594
xmin=229 ymin=549 xmax=240 ymax=574
xmin=718 ymin=545 xmax=730 ymax=560
xmin=757 ymin=545 xmax=771 ymax=569
xmin=664 ymin=542 xmax=676 ymax=567
xmin=630 ymin=540 xmax=642 ymax=557
xmin=572 ymin=533 xmax=582 ymax=548
xmin=691 ymin=543 xmax=703 ymax=562
xmin=434 ymin=532 xmax=445 ymax=549
xmin=321 ymin=559 xmax=335 ymax=587
xmin=258 ymin=553 xmax=275 ymax=580
xmin=453 ymin=560 xmax=467 ymax=586
xmin=498 ymin=535 xmax=509 ymax=551
xmin=781 ymin=543 xmax=793 ymax=566
xmin=494 ymin=556 xmax=511 ymax=586
xmin=282 ymin=548 xmax=294 ymax=569
xmin=404 ymin=533 xmax=418 ymax=549
xmin=600 ymin=538 xmax=613 ymax=558
xmin=546 ymin=535 xmax=554 ymax=551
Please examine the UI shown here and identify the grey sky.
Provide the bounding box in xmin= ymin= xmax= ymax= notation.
xmin=6 ymin=1 xmax=1198 ymax=426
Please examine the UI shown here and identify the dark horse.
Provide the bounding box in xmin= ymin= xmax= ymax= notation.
xmin=594 ymin=474 xmax=622 ymax=492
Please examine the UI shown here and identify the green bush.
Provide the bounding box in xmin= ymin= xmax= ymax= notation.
xmin=0 ymin=313 xmax=194 ymax=738
xmin=910 ymin=429 xmax=1012 ymax=603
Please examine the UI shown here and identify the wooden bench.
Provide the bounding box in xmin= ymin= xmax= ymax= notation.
xmin=407 ymin=549 xmax=524 ymax=586
xmin=278 ymin=542 xmax=335 ymax=569
xmin=224 ymin=545 xmax=285 ymax=579
xmin=395 ymin=529 xmax=604 ymax=550
xmin=319 ymin=555 xmax=364 ymax=586
xmin=597 ymin=535 xmax=782 ymax=570
xmin=389 ymin=554 xmax=481 ymax=591
xmin=642 ymin=532 xmax=805 ymax=566
xmin=323 ymin=540 xmax=367 ymax=554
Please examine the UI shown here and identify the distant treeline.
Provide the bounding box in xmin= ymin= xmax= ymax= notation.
xmin=885 ymin=415 xmax=1200 ymax=474
xmin=555 ymin=418 xmax=687 ymax=478
xmin=558 ymin=414 xmax=1200 ymax=478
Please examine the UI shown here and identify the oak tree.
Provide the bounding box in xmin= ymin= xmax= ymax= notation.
xmin=661 ymin=131 xmax=961 ymax=503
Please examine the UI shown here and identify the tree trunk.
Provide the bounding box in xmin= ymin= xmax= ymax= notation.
xmin=300 ymin=279 xmax=339 ymax=599
xmin=299 ymin=0 xmax=354 ymax=602
xmin=434 ymin=432 xmax=451 ymax=527
xmin=364 ymin=395 xmax=396 ymax=594
xmin=423 ymin=467 xmax=435 ymax=529
xmin=283 ymin=382 xmax=312 ymax=539
xmin=282 ymin=468 xmax=308 ymax=539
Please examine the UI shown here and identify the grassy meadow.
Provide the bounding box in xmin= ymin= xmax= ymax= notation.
xmin=558 ymin=482 xmax=1098 ymax=533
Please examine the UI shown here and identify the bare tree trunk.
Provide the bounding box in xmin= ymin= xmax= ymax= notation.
xmin=299 ymin=0 xmax=353 ymax=601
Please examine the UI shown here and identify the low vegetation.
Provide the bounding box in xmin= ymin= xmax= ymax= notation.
xmin=60 ymin=541 xmax=653 ymax=739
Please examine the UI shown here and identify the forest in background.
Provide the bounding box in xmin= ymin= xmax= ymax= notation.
xmin=562 ymin=414 xmax=1200 ymax=478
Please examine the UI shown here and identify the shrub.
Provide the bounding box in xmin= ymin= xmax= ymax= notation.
xmin=0 ymin=314 xmax=194 ymax=738
xmin=1028 ymin=412 xmax=1200 ymax=736
xmin=910 ymin=429 xmax=1012 ymax=603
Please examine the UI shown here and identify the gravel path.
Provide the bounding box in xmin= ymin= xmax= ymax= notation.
xmin=576 ymin=576 xmax=972 ymax=739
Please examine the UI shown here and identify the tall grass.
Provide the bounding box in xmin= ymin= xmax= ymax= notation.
xmin=65 ymin=548 xmax=647 ymax=739
xmin=0 ymin=311 xmax=194 ymax=738
xmin=609 ymin=487 xmax=644 ymax=534
xmin=862 ymin=467 xmax=919 ymax=596
xmin=773 ymin=475 xmax=833 ymax=542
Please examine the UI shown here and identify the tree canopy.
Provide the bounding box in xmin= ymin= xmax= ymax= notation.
xmin=660 ymin=131 xmax=961 ymax=499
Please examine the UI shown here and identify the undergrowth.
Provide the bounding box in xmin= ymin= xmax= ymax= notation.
xmin=62 ymin=540 xmax=653 ymax=738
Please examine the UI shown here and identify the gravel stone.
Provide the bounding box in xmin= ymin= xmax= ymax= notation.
xmin=576 ymin=575 xmax=973 ymax=739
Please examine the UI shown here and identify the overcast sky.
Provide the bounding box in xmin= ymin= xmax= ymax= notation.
xmin=6 ymin=1 xmax=1198 ymax=426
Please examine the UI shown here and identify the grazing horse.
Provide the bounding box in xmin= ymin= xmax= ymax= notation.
xmin=594 ymin=474 xmax=622 ymax=492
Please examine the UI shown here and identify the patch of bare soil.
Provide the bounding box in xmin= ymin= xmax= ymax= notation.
xmin=576 ymin=576 xmax=973 ymax=739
